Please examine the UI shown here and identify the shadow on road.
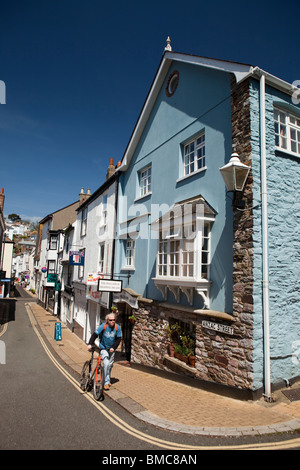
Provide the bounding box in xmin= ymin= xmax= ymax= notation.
xmin=0 ymin=299 xmax=16 ymax=325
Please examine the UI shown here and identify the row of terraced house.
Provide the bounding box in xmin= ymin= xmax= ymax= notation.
xmin=32 ymin=44 xmax=300 ymax=401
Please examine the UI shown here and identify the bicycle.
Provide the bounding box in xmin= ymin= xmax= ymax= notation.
xmin=80 ymin=346 xmax=104 ymax=401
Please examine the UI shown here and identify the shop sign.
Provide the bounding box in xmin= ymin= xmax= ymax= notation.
xmin=46 ymin=273 xmax=58 ymax=287
xmin=69 ymin=251 xmax=85 ymax=266
xmin=87 ymin=273 xmax=103 ymax=285
xmin=202 ymin=320 xmax=234 ymax=335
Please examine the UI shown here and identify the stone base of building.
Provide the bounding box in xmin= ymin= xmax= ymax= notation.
xmin=130 ymin=299 xmax=255 ymax=394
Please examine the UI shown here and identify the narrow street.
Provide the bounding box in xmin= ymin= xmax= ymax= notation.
xmin=0 ymin=293 xmax=162 ymax=451
xmin=1 ymin=289 xmax=300 ymax=452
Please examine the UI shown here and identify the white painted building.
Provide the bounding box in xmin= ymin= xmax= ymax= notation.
xmin=36 ymin=190 xmax=90 ymax=314
xmin=68 ymin=163 xmax=118 ymax=343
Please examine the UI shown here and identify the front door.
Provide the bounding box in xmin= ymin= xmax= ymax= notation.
xmin=121 ymin=303 xmax=133 ymax=361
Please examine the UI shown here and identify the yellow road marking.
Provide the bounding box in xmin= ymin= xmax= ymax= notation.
xmin=26 ymin=304 xmax=300 ymax=451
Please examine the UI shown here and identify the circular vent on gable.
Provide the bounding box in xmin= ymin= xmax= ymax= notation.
xmin=166 ymin=70 xmax=179 ymax=97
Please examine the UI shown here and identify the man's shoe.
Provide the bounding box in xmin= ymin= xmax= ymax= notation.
xmin=104 ymin=385 xmax=110 ymax=391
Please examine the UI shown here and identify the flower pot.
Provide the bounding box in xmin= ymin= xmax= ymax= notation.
xmin=174 ymin=352 xmax=188 ymax=364
xmin=188 ymin=355 xmax=195 ymax=367
xmin=168 ymin=343 xmax=175 ymax=357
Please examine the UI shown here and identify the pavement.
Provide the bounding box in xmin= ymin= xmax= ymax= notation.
xmin=24 ymin=298 xmax=300 ymax=438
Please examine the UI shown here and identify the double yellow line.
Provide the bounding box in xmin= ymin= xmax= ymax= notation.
xmin=26 ymin=304 xmax=300 ymax=451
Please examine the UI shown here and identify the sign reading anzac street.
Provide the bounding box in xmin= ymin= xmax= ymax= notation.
xmin=98 ymin=279 xmax=123 ymax=293
xmin=202 ymin=320 xmax=234 ymax=335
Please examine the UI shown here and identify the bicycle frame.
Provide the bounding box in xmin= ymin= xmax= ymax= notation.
xmin=80 ymin=348 xmax=104 ymax=401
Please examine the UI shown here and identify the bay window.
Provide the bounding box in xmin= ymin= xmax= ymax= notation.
xmin=152 ymin=196 xmax=215 ymax=307
xmin=157 ymin=223 xmax=210 ymax=281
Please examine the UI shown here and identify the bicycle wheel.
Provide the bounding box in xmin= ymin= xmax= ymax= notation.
xmin=93 ymin=363 xmax=104 ymax=401
xmin=80 ymin=360 xmax=92 ymax=391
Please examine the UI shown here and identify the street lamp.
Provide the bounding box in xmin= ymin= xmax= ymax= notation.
xmin=219 ymin=153 xmax=250 ymax=208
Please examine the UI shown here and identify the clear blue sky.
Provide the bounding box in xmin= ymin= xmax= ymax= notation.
xmin=0 ymin=0 xmax=298 ymax=222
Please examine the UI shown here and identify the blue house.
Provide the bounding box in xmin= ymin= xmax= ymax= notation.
xmin=113 ymin=41 xmax=300 ymax=400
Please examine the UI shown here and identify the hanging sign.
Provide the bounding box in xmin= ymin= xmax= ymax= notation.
xmin=69 ymin=251 xmax=85 ymax=266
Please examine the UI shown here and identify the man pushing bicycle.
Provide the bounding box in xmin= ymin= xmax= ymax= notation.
xmin=88 ymin=310 xmax=121 ymax=390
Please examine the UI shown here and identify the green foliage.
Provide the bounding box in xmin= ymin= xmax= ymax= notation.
xmin=165 ymin=321 xmax=195 ymax=357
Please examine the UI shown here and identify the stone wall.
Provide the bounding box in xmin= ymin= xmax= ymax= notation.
xmin=131 ymin=300 xmax=254 ymax=391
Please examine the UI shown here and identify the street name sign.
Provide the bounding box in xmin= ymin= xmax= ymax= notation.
xmin=202 ymin=320 xmax=234 ymax=335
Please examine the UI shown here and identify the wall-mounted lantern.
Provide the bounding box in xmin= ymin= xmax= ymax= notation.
xmin=219 ymin=153 xmax=250 ymax=208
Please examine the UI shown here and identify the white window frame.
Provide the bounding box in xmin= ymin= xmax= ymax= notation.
xmin=183 ymin=132 xmax=206 ymax=177
xmin=98 ymin=242 xmax=105 ymax=274
xmin=139 ymin=165 xmax=152 ymax=198
xmin=47 ymin=260 xmax=56 ymax=274
xmin=274 ymin=108 xmax=300 ymax=156
xmin=81 ymin=208 xmax=87 ymax=237
xmin=78 ymin=249 xmax=85 ymax=279
xmin=156 ymin=223 xmax=210 ymax=281
xmin=49 ymin=235 xmax=57 ymax=250
xmin=125 ymin=240 xmax=135 ymax=268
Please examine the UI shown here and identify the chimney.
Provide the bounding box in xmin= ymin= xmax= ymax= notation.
xmin=78 ymin=187 xmax=85 ymax=204
xmin=106 ymin=158 xmax=115 ymax=180
xmin=78 ymin=187 xmax=92 ymax=205
xmin=0 ymin=188 xmax=5 ymax=212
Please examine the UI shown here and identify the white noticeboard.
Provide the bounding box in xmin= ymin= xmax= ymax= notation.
xmin=98 ymin=279 xmax=123 ymax=293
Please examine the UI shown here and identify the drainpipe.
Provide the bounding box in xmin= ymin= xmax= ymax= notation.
xmin=109 ymin=172 xmax=120 ymax=309
xmin=259 ymin=73 xmax=272 ymax=401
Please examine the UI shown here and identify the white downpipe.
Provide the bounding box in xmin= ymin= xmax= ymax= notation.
xmin=260 ymin=73 xmax=272 ymax=400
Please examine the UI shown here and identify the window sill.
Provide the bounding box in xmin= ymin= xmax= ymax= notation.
xmin=121 ymin=266 xmax=135 ymax=272
xmin=275 ymin=147 xmax=300 ymax=160
xmin=134 ymin=192 xmax=152 ymax=203
xmin=163 ymin=355 xmax=197 ymax=376
xmin=153 ymin=277 xmax=211 ymax=308
xmin=176 ymin=166 xmax=207 ymax=183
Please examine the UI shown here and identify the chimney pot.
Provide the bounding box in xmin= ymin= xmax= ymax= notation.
xmin=0 ymin=187 xmax=5 ymax=212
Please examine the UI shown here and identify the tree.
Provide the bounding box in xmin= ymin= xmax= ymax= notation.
xmin=8 ymin=214 xmax=21 ymax=222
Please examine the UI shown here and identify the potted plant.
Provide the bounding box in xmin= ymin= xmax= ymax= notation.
xmin=174 ymin=344 xmax=189 ymax=363
xmin=175 ymin=328 xmax=195 ymax=365
xmin=164 ymin=322 xmax=181 ymax=357
xmin=128 ymin=314 xmax=136 ymax=324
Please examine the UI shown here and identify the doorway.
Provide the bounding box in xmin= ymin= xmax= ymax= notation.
xmin=117 ymin=303 xmax=133 ymax=362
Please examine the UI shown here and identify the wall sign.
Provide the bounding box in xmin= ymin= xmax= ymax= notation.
xmin=202 ymin=320 xmax=234 ymax=335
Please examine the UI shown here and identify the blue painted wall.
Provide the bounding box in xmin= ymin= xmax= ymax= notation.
xmin=115 ymin=60 xmax=234 ymax=313
xmin=250 ymin=78 xmax=300 ymax=388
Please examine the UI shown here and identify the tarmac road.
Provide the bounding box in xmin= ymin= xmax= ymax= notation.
xmin=0 ymin=297 xmax=166 ymax=451
xmin=1 ymin=290 xmax=300 ymax=452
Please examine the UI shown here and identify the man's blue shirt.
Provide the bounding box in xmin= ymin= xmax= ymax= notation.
xmin=95 ymin=322 xmax=121 ymax=350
